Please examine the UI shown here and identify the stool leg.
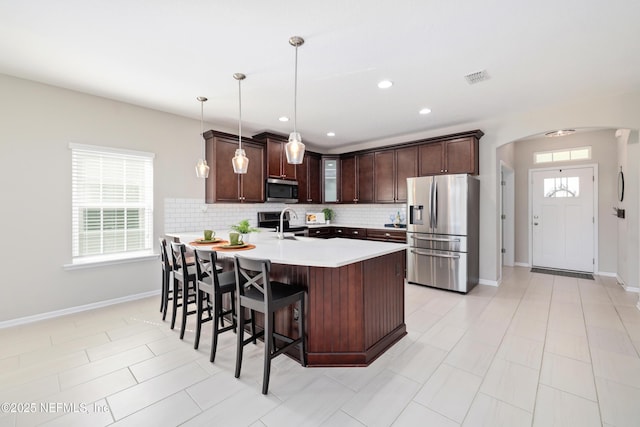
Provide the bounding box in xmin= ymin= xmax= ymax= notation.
xmin=160 ymin=269 xmax=165 ymax=312
xmin=230 ymin=292 xmax=237 ymax=333
xmin=211 ymin=293 xmax=222 ymax=363
xmin=161 ymin=270 xmax=170 ymax=321
xmin=194 ymin=289 xmax=203 ymax=349
xmin=299 ymin=298 xmax=307 ymax=367
xmin=262 ymin=311 xmax=272 ymax=395
xmin=234 ymin=302 xmax=245 ymax=378
xmin=170 ymin=276 xmax=179 ymax=330
xmin=180 ymin=279 xmax=188 ymax=339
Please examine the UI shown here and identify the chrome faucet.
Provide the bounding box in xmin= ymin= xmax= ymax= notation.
xmin=278 ymin=207 xmax=298 ymax=240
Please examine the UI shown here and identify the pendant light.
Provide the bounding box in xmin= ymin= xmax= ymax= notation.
xmin=195 ymin=96 xmax=210 ymax=178
xmin=232 ymin=73 xmax=249 ymax=174
xmin=285 ymin=36 xmax=306 ymax=164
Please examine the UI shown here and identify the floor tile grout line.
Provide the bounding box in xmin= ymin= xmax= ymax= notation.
xmin=577 ymin=274 xmax=605 ymax=427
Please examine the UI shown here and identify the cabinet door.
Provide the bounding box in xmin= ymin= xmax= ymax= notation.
xmin=297 ymin=152 xmax=321 ymax=203
xmin=266 ymin=139 xmax=284 ymax=178
xmin=374 ymin=150 xmax=395 ymax=203
xmin=266 ymin=138 xmax=297 ymax=179
xmin=357 ymin=153 xmax=374 ymax=203
xmin=340 ymin=156 xmax=356 ymax=203
xmin=323 ymin=157 xmax=339 ymax=203
xmin=395 ymin=146 xmax=418 ymax=202
xmin=419 ymin=142 xmax=445 ymax=175
xmin=307 ymin=153 xmax=321 ymax=203
xmin=239 ymin=142 xmax=265 ymax=202
xmin=444 ymin=137 xmax=478 ymax=174
xmin=207 ymin=135 xmax=240 ymax=203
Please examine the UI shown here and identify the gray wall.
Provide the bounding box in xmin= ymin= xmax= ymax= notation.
xmin=512 ymin=129 xmax=618 ymax=273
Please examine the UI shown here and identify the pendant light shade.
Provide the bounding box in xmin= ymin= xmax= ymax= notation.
xmin=195 ymin=96 xmax=210 ymax=178
xmin=285 ymin=36 xmax=306 ymax=164
xmin=232 ymin=73 xmax=249 ymax=174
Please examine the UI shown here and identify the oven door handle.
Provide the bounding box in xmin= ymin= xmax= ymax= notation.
xmin=410 ymin=235 xmax=461 ymax=243
xmin=411 ymin=249 xmax=460 ymax=259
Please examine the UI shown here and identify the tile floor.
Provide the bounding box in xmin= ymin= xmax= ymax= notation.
xmin=1 ymin=267 xmax=640 ymax=426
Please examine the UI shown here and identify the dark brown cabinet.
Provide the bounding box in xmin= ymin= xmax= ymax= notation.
xmin=419 ymin=137 xmax=478 ymax=176
xmin=374 ymin=146 xmax=417 ymax=203
xmin=254 ymin=132 xmax=297 ymax=180
xmin=309 ymin=227 xmax=333 ymax=238
xmin=297 ymin=151 xmax=321 ymax=203
xmin=341 ymin=153 xmax=374 ymax=203
xmin=366 ymin=229 xmax=406 ymax=243
xmin=204 ymin=130 xmax=265 ymax=203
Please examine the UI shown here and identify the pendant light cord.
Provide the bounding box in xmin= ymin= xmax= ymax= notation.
xmin=200 ymin=99 xmax=205 ymax=159
xmin=293 ymin=44 xmax=298 ymax=134
xmin=238 ymin=77 xmax=242 ymax=150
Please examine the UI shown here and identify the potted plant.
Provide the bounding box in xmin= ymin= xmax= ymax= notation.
xmin=322 ymin=208 xmax=335 ymax=225
xmin=230 ymin=219 xmax=259 ymax=243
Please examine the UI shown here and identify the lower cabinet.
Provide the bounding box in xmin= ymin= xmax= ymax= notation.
xmin=310 ymin=226 xmax=405 ymax=242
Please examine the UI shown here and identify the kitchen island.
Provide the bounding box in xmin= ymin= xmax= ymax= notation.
xmin=168 ymin=231 xmax=407 ymax=366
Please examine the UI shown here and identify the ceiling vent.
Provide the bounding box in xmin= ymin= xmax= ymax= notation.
xmin=464 ymin=70 xmax=490 ymax=85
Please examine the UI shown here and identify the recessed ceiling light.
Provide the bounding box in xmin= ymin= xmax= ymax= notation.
xmin=419 ymin=108 xmax=432 ymax=115
xmin=377 ymin=80 xmax=393 ymax=89
xmin=279 ymin=116 xmax=289 ymax=122
xmin=327 ymin=132 xmax=335 ymax=137
xmin=545 ymin=129 xmax=576 ymax=137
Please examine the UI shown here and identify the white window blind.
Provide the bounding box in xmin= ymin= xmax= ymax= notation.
xmin=70 ymin=143 xmax=154 ymax=262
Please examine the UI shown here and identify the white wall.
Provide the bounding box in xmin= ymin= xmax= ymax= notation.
xmin=2 ymin=72 xmax=640 ymax=322
xmin=511 ymin=129 xmax=618 ymax=273
xmin=0 ymin=74 xmax=220 ymax=323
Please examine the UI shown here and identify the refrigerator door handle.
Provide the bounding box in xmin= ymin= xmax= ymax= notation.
xmin=434 ymin=180 xmax=438 ymax=229
xmin=410 ymin=249 xmax=460 ymax=259
xmin=410 ymin=235 xmax=461 ymax=243
xmin=429 ymin=179 xmax=435 ymax=229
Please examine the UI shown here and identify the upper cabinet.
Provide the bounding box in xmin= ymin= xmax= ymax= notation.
xmin=375 ymin=146 xmax=418 ymax=203
xmin=204 ymin=130 xmax=265 ymax=203
xmin=419 ymin=136 xmax=479 ymax=176
xmin=253 ymin=132 xmax=297 ymax=180
xmin=322 ymin=156 xmax=339 ymax=203
xmin=297 ymin=151 xmax=322 ymax=203
xmin=341 ymin=153 xmax=374 ymax=203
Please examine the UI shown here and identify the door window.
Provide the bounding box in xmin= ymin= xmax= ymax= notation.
xmin=543 ymin=176 xmax=579 ymax=198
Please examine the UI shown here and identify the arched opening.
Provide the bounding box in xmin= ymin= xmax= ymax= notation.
xmin=496 ymin=127 xmax=639 ymax=290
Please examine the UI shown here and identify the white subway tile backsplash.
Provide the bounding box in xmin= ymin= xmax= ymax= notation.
xmin=164 ymin=199 xmax=407 ymax=233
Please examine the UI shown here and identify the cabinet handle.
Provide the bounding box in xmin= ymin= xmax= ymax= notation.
xmin=337 ymin=230 xmax=342 ymax=233
xmin=315 ymin=230 xmax=321 ymax=234
xmin=353 ymin=231 xmax=358 ymax=235
xmin=444 ymin=169 xmax=448 ymax=173
xmin=440 ymin=169 xmax=444 ymax=173
xmin=385 ymin=233 xmax=390 ymax=237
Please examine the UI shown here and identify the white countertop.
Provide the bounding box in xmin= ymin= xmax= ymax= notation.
xmin=166 ymin=230 xmax=407 ymax=268
xmin=305 ymin=223 xmax=407 ymax=231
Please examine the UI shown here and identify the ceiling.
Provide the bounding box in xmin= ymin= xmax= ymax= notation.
xmin=2 ymin=1 xmax=639 ymax=151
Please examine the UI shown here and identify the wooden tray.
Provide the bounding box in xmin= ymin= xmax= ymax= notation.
xmin=213 ymin=243 xmax=256 ymax=252
xmin=189 ymin=239 xmax=228 ymax=246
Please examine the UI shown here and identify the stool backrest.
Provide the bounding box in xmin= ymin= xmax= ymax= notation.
xmin=169 ymin=242 xmax=189 ymax=279
xmin=234 ymin=256 xmax=274 ymax=305
xmin=194 ymin=249 xmax=220 ymax=290
xmin=159 ymin=238 xmax=171 ymax=271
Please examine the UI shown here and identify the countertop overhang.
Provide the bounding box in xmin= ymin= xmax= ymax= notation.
xmin=166 ymin=231 xmax=407 ymax=268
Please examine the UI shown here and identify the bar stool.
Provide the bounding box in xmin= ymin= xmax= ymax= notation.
xmin=233 ymin=255 xmax=306 ymax=394
xmin=193 ymin=248 xmax=242 ymax=362
xmin=170 ymin=242 xmax=198 ymax=339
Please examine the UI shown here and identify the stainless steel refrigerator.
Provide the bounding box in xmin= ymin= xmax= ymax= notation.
xmin=406 ymin=174 xmax=479 ymax=293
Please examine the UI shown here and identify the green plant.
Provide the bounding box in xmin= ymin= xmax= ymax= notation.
xmin=230 ymin=219 xmax=259 ymax=234
xmin=322 ymin=207 xmax=335 ymax=221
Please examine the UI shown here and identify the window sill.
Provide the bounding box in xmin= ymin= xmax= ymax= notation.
xmin=63 ymin=251 xmax=158 ymax=270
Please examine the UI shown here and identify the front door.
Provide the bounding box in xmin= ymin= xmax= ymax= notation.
xmin=531 ymin=167 xmax=595 ymax=272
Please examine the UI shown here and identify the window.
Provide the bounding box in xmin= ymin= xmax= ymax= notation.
xmin=543 ymin=176 xmax=580 ymax=198
xmin=70 ymin=143 xmax=154 ymax=264
xmin=533 ymin=146 xmax=591 ymax=164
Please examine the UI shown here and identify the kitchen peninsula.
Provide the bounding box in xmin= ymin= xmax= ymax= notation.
xmin=170 ymin=232 xmax=407 ymax=366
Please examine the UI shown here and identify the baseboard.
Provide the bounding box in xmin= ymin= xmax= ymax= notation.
xmin=0 ymin=290 xmax=160 ymax=329
xmin=514 ymin=262 xmax=531 ymax=268
xmin=478 ymin=278 xmax=500 ymax=287
xmin=597 ymin=271 xmax=617 ymax=278
xmin=613 ymin=274 xmax=640 ymax=293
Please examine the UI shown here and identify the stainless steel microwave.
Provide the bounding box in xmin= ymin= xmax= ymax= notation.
xmin=265 ymin=178 xmax=299 ymax=203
